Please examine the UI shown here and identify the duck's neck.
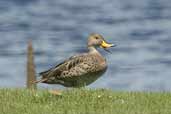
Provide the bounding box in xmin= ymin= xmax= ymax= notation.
xmin=88 ymin=46 xmax=100 ymax=54
xmin=88 ymin=46 xmax=106 ymax=64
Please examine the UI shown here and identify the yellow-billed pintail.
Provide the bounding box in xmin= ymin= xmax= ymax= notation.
xmin=35 ymin=33 xmax=116 ymax=87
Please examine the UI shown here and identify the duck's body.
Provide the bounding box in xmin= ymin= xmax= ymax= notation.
xmin=37 ymin=33 xmax=115 ymax=87
xmin=40 ymin=51 xmax=107 ymax=87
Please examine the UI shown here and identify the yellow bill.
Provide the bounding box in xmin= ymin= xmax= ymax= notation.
xmin=101 ymin=41 xmax=114 ymax=48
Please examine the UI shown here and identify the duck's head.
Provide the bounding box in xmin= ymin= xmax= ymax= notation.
xmin=87 ymin=33 xmax=116 ymax=52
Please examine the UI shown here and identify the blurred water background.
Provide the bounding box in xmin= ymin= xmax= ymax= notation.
xmin=0 ymin=0 xmax=171 ymax=91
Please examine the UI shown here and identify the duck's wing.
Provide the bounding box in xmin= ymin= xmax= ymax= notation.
xmin=39 ymin=55 xmax=80 ymax=76
xmin=37 ymin=54 xmax=97 ymax=83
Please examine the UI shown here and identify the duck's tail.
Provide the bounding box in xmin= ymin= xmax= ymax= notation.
xmin=32 ymin=69 xmax=51 ymax=84
xmin=32 ymin=77 xmax=48 ymax=83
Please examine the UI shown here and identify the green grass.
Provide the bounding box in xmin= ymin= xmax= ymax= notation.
xmin=0 ymin=88 xmax=171 ymax=114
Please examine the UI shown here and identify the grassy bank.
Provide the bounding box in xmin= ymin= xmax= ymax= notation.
xmin=0 ymin=88 xmax=171 ymax=114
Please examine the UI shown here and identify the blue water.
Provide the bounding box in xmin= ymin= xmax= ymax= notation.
xmin=0 ymin=0 xmax=171 ymax=91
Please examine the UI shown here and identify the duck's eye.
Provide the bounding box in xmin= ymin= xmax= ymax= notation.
xmin=95 ymin=37 xmax=99 ymax=39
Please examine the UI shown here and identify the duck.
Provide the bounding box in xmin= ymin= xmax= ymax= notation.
xmin=35 ymin=33 xmax=116 ymax=87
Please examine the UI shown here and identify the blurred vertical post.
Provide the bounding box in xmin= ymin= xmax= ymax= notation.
xmin=27 ymin=40 xmax=37 ymax=90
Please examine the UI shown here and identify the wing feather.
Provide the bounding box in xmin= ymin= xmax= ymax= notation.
xmin=39 ymin=54 xmax=93 ymax=80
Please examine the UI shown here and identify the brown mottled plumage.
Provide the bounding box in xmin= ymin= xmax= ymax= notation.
xmin=37 ymin=33 xmax=115 ymax=87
